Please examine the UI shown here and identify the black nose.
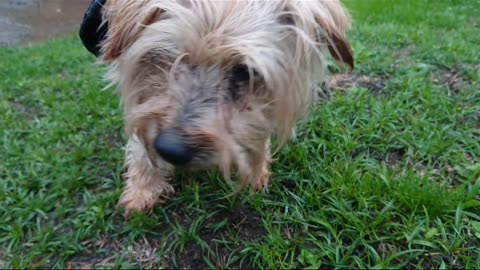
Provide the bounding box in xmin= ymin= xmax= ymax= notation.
xmin=154 ymin=132 xmax=194 ymax=166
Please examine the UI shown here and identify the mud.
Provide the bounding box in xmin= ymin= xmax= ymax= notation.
xmin=0 ymin=0 xmax=90 ymax=46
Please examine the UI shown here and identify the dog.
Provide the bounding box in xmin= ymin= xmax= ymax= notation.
xmin=96 ymin=0 xmax=353 ymax=214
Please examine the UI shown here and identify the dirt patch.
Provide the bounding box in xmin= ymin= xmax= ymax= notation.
xmin=66 ymin=234 xmax=167 ymax=268
xmin=0 ymin=0 xmax=90 ymax=46
xmin=67 ymin=237 xmax=139 ymax=269
xmin=67 ymin=203 xmax=266 ymax=269
xmin=228 ymin=205 xmax=266 ymax=241
xmin=278 ymin=178 xmax=298 ymax=193
xmin=462 ymin=63 xmax=480 ymax=71
xmin=125 ymin=237 xmax=162 ymax=269
xmin=351 ymin=147 xmax=406 ymax=169
xmin=396 ymin=45 xmax=416 ymax=58
xmin=326 ymin=74 xmax=387 ymax=95
xmin=363 ymin=146 xmax=467 ymax=183
xmin=169 ymin=204 xmax=265 ymax=269
xmin=432 ymin=67 xmax=478 ymax=95
xmin=386 ymin=148 xmax=406 ymax=169
xmin=8 ymin=101 xmax=40 ymax=119
xmin=434 ymin=70 xmax=464 ymax=94
xmin=467 ymin=16 xmax=480 ymax=28
xmin=351 ymin=147 xmax=384 ymax=162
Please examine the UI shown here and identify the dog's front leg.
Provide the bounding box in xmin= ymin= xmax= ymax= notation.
xmin=249 ymin=138 xmax=272 ymax=191
xmin=118 ymin=134 xmax=174 ymax=214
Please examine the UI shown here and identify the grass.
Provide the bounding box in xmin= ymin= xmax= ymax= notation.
xmin=1 ymin=0 xmax=479 ymax=268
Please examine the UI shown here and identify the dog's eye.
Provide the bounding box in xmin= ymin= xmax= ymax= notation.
xmin=229 ymin=64 xmax=260 ymax=102
xmin=231 ymin=64 xmax=256 ymax=82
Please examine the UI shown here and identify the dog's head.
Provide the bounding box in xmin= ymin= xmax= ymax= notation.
xmin=100 ymin=0 xmax=353 ymax=177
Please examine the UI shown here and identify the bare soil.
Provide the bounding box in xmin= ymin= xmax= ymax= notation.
xmin=65 ymin=203 xmax=266 ymax=269
xmin=327 ymin=73 xmax=386 ymax=95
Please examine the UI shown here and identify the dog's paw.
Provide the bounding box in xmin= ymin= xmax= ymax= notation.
xmin=118 ymin=184 xmax=173 ymax=215
xmin=118 ymin=188 xmax=159 ymax=215
xmin=254 ymin=165 xmax=271 ymax=191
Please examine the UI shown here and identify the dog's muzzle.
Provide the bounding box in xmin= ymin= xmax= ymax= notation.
xmin=154 ymin=131 xmax=195 ymax=166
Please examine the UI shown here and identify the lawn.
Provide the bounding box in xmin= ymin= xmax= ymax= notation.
xmin=1 ymin=0 xmax=479 ymax=268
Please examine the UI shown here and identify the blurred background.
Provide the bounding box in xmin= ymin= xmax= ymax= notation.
xmin=0 ymin=0 xmax=90 ymax=46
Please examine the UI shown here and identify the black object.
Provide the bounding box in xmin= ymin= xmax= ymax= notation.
xmin=155 ymin=132 xmax=195 ymax=166
xmin=79 ymin=0 xmax=108 ymax=56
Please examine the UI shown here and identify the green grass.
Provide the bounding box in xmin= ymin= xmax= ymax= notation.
xmin=1 ymin=0 xmax=479 ymax=268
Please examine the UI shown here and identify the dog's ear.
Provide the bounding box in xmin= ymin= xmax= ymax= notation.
xmin=102 ymin=2 xmax=164 ymax=62
xmin=284 ymin=0 xmax=354 ymax=69
xmin=314 ymin=6 xmax=354 ymax=70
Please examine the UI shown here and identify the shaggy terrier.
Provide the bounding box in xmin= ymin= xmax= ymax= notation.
xmin=82 ymin=0 xmax=353 ymax=214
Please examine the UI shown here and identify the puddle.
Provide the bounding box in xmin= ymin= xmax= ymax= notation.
xmin=0 ymin=0 xmax=91 ymax=46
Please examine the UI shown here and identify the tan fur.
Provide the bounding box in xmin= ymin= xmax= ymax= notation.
xmin=99 ymin=0 xmax=353 ymax=214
